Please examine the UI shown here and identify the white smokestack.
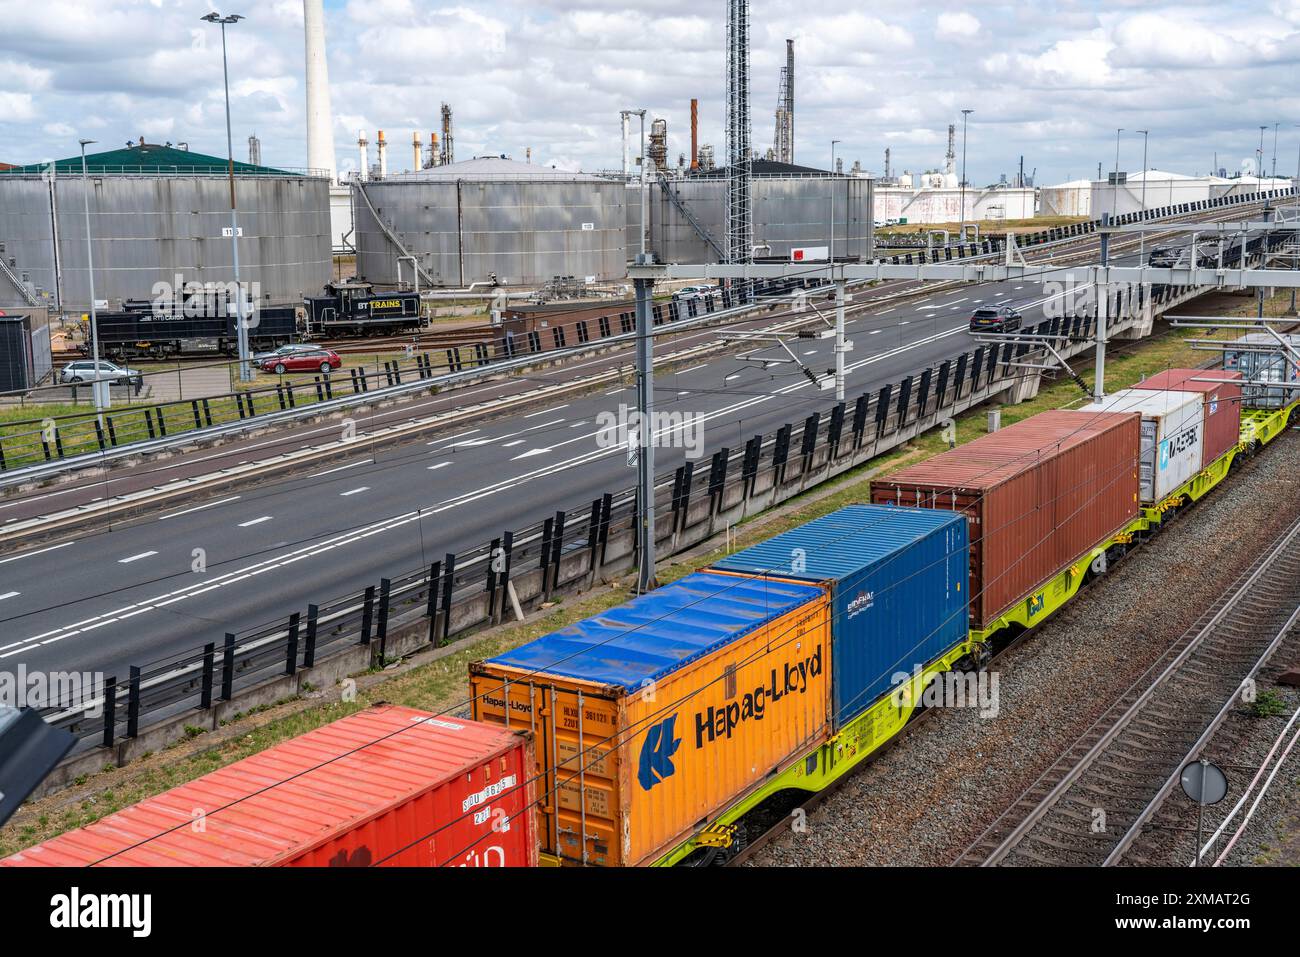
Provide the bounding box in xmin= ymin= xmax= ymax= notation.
xmin=303 ymin=0 xmax=337 ymax=181
xmin=358 ymin=129 xmax=368 ymax=182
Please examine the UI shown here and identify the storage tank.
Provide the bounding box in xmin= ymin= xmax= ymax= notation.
xmin=630 ymin=160 xmax=875 ymax=264
xmin=0 ymin=143 xmax=331 ymax=311
xmin=354 ymin=156 xmax=627 ymax=288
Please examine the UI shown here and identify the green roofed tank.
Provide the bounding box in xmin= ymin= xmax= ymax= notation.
xmin=0 ymin=142 xmax=331 ymax=311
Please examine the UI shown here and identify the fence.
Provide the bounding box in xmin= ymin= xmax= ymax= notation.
xmin=3 ymin=187 xmax=1291 ymax=475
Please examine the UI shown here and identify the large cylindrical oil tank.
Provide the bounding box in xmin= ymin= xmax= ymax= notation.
xmin=0 ymin=144 xmax=331 ymax=311
xmin=628 ymin=162 xmax=875 ymax=264
xmin=354 ymin=156 xmax=628 ymax=288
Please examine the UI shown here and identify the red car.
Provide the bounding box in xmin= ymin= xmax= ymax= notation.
xmin=259 ymin=348 xmax=342 ymax=375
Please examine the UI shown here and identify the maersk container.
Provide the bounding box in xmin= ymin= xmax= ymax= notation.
xmin=1075 ymin=389 xmax=1204 ymax=502
xmin=1133 ymin=369 xmax=1243 ymax=467
xmin=871 ymin=410 xmax=1140 ymax=630
xmin=470 ymin=571 xmax=830 ymax=866
xmin=708 ymin=504 xmax=969 ymax=728
xmin=3 ymin=705 xmax=537 ymax=867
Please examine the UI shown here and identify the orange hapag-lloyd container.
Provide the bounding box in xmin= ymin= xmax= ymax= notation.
xmin=3 ymin=705 xmax=537 ymax=867
xmin=469 ymin=571 xmax=831 ymax=866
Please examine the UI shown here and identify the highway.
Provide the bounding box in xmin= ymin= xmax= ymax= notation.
xmin=0 ymin=208 xmax=1261 ymax=681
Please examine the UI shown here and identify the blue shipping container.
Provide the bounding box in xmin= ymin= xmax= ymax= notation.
xmin=485 ymin=571 xmax=825 ymax=690
xmin=710 ymin=504 xmax=969 ymax=727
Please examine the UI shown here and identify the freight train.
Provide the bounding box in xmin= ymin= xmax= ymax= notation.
xmin=84 ymin=280 xmax=425 ymax=360
xmin=7 ymin=359 xmax=1297 ymax=869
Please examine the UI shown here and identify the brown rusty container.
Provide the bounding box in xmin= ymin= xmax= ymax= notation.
xmin=870 ymin=410 xmax=1141 ymax=629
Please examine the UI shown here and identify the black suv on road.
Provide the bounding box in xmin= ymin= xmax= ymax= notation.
xmin=968 ymin=305 xmax=1023 ymax=333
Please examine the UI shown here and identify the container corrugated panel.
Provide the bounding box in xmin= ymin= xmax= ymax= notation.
xmin=1075 ymin=390 xmax=1203 ymax=501
xmin=870 ymin=410 xmax=1140 ymax=629
xmin=0 ymin=318 xmax=32 ymax=392
xmin=1133 ymin=369 xmax=1243 ymax=467
xmin=470 ymin=571 xmax=830 ymax=866
xmin=708 ymin=504 xmax=969 ymax=728
xmin=3 ymin=705 xmax=537 ymax=868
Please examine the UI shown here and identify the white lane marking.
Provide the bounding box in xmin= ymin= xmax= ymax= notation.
xmin=309 ymin=460 xmax=368 ymax=479
xmin=511 ymin=448 xmax=551 ymax=460
xmin=677 ymin=365 xmax=708 ymax=374
xmin=943 ymin=298 xmax=969 ymax=307
xmin=802 ymin=350 xmax=818 ymax=356
xmin=502 ymin=440 xmax=524 ymax=448
xmin=158 ymin=495 xmax=242 ymax=521
xmin=238 ymin=516 xmax=273 ymax=527
xmin=526 ymin=405 xmax=567 ymax=417
xmin=0 ymin=541 xmax=76 ymax=566
xmin=725 ymin=373 xmax=742 ymax=381
xmin=0 ymin=592 xmax=19 ymax=601
xmin=426 ymin=429 xmax=479 ymax=447
xmin=339 ymin=487 xmax=369 ymax=497
xmin=869 ymin=329 xmax=881 ymax=335
xmin=899 ymin=321 xmax=910 ymax=325
xmin=569 ymin=421 xmax=587 ymax=428
xmin=426 ymin=461 xmax=451 ymax=471
xmin=457 ymin=419 xmax=565 ymax=448
xmin=118 ymin=551 xmax=158 ymax=564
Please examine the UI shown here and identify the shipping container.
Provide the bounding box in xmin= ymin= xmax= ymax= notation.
xmin=3 ymin=705 xmax=537 ymax=867
xmin=871 ymin=410 xmax=1140 ymax=630
xmin=1223 ymin=332 xmax=1300 ymax=409
xmin=1075 ymin=390 xmax=1204 ymax=502
xmin=708 ymin=504 xmax=969 ymax=728
xmin=1132 ymin=369 xmax=1243 ymax=467
xmin=470 ymin=571 xmax=830 ymax=866
xmin=0 ymin=311 xmax=53 ymax=393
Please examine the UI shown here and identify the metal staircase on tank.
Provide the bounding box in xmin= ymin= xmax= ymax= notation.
xmin=657 ymin=174 xmax=727 ymax=262
xmin=0 ymin=247 xmax=39 ymax=307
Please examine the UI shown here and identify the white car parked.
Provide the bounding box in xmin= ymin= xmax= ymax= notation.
xmin=60 ymin=359 xmax=143 ymax=388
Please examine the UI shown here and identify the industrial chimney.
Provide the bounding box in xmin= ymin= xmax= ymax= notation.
xmin=690 ymin=98 xmax=699 ymax=170
xmin=303 ymin=0 xmax=337 ymax=181
xmin=357 ymin=129 xmax=369 ymax=182
xmin=377 ymin=129 xmax=387 ymax=179
xmin=412 ymin=132 xmax=422 ymax=171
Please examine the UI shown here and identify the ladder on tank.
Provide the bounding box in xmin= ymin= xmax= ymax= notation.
xmin=657 ymin=174 xmax=727 ymax=261
xmin=0 ymin=246 xmax=39 ymax=307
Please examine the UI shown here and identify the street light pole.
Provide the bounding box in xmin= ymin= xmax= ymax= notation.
xmin=79 ymin=138 xmax=107 ymax=418
xmin=202 ymin=12 xmax=251 ymax=383
xmin=1136 ymin=129 xmax=1149 ymax=261
xmin=959 ymin=109 xmax=973 ymax=240
xmin=830 ymin=138 xmax=841 ymax=262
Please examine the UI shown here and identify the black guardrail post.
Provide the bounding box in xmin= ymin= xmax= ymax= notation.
xmin=376 ymin=580 xmax=391 ymax=662
xmin=852 ymin=393 xmax=869 ymax=449
xmin=359 ymin=584 xmax=376 ymax=645
xmin=93 ymin=419 xmax=106 ymax=451
xmin=424 ymin=562 xmax=441 ymax=642
xmin=540 ymin=518 xmax=555 ymax=594
xmin=102 ymin=675 xmax=117 ymax=749
xmin=156 ymin=407 xmax=167 ymax=436
xmin=916 ymin=368 xmax=933 ymax=418
xmin=200 ymin=642 xmax=215 ymax=710
xmin=144 ymin=409 xmax=156 ymax=439
xmin=827 ymin=404 xmax=845 ymax=457
xmin=597 ymin=492 xmax=614 ymax=566
xmin=440 ymin=553 xmax=456 ymax=643
xmin=304 ymin=604 xmax=319 ymax=667
xmin=741 ymin=435 xmax=761 ymax=495
xmin=498 ymin=531 xmax=514 ymax=622
xmin=586 ymin=498 xmax=602 ymax=574
xmin=800 ymin=414 xmax=819 ymax=467
xmin=486 ymin=537 xmax=502 ymax=619
xmin=106 ymin=416 xmax=118 ymax=447
xmin=936 ymin=360 xmax=950 ymax=408
xmin=202 ymin=397 xmax=214 ymax=424
xmin=549 ymin=510 xmax=566 ymax=592
xmin=772 ymin=424 xmax=791 ymax=484
xmin=191 ymin=400 xmax=202 ymax=429
xmin=220 ymin=633 xmax=235 ymax=701
xmin=126 ymin=666 xmax=141 ymax=738
xmin=284 ymin=611 xmax=301 ymax=676
xmin=875 ymin=385 xmax=892 ymax=438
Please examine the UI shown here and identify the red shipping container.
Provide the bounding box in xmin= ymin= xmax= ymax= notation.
xmin=871 ymin=410 xmax=1141 ymax=629
xmin=1132 ymin=368 xmax=1243 ymax=467
xmin=2 ymin=705 xmax=537 ymax=868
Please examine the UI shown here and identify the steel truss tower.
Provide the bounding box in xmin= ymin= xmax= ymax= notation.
xmin=726 ymin=0 xmax=753 ymax=264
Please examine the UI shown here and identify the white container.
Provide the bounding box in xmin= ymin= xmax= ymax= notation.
xmin=1075 ymin=389 xmax=1204 ymax=503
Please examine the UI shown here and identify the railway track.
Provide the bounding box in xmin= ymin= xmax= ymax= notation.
xmin=952 ymin=512 xmax=1300 ymax=867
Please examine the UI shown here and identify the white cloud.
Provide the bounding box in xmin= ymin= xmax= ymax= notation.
xmin=936 ymin=12 xmax=980 ymax=40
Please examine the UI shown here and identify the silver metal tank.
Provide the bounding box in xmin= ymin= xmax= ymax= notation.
xmin=0 ymin=166 xmax=331 ymax=311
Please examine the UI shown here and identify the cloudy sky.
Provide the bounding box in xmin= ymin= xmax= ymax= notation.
xmin=1 ymin=0 xmax=1298 ymax=186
